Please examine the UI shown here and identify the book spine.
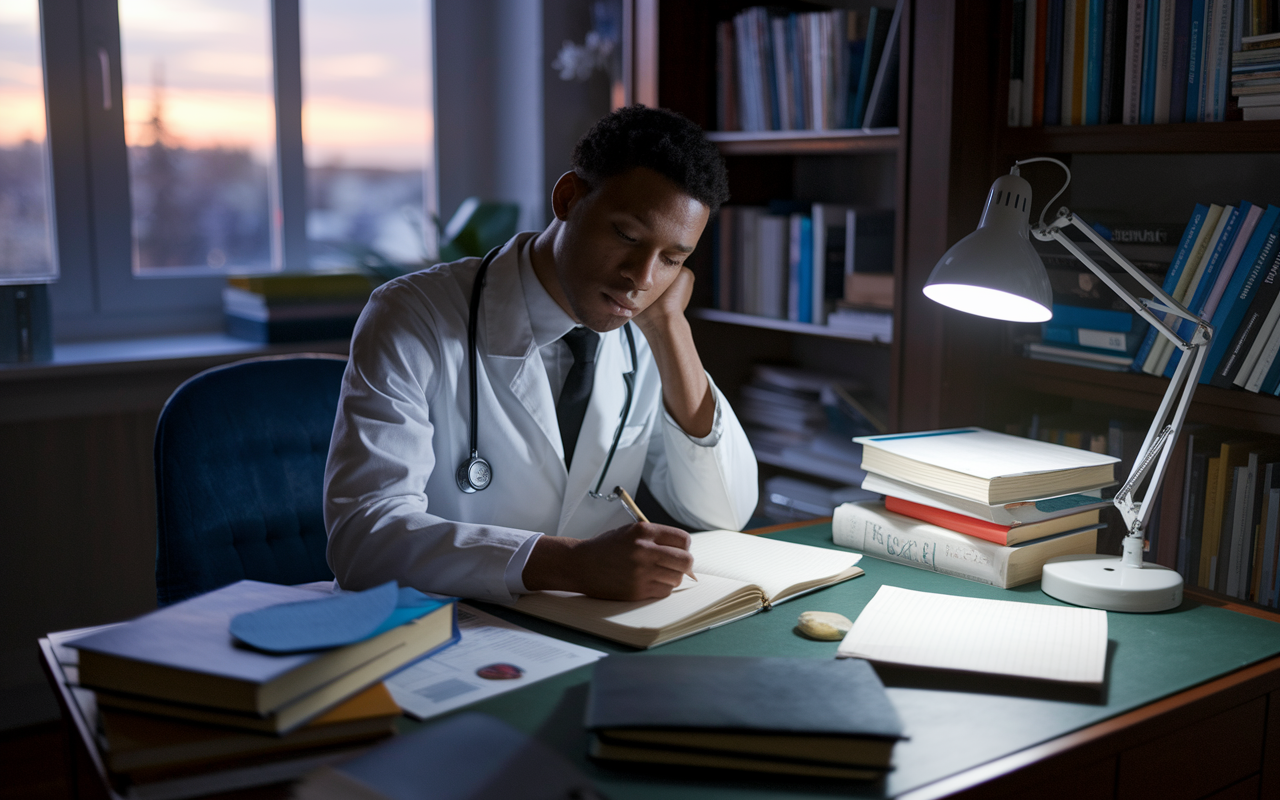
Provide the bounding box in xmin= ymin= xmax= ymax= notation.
xmin=1244 ymin=321 xmax=1280 ymax=391
xmin=1141 ymin=0 xmax=1163 ymax=123
xmin=1179 ymin=449 xmax=1208 ymax=580
xmin=771 ymin=17 xmax=792 ymax=131
xmin=1051 ymin=304 xmax=1137 ymax=330
xmin=1046 ymin=0 xmax=1066 ymax=124
xmin=1012 ymin=0 xmax=1028 ymax=126
xmin=1073 ymin=0 xmax=1090 ymax=122
xmin=1154 ymin=0 xmax=1177 ymax=122
xmin=1186 ymin=0 xmax=1206 ymax=120
xmin=1169 ymin=0 xmax=1193 ymax=122
xmin=1165 ymin=205 xmax=1244 ymax=377
xmin=833 ymin=503 xmax=1013 ymax=587
xmin=1203 ymin=204 xmax=1262 ymax=322
xmin=1064 ymin=0 xmax=1078 ymax=123
xmin=1204 ymin=207 xmax=1280 ymax=383
xmin=1023 ymin=0 xmax=1039 ymax=125
xmin=1122 ymin=0 xmax=1146 ymax=122
xmin=1212 ymin=237 xmax=1280 ymax=387
xmin=1035 ymin=0 xmax=1049 ymax=125
xmin=1086 ymin=0 xmax=1105 ymax=123
xmin=1201 ymin=455 xmax=1223 ymax=588
xmin=1130 ymin=203 xmax=1208 ymax=371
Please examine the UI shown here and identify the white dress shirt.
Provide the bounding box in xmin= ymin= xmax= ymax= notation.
xmin=323 ymin=232 xmax=758 ymax=603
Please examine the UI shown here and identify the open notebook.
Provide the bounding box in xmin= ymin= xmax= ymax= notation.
xmin=512 ymin=531 xmax=864 ymax=648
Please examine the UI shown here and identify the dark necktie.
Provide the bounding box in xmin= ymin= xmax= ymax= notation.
xmin=557 ymin=326 xmax=600 ymax=470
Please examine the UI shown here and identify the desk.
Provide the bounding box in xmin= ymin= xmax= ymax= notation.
xmin=43 ymin=521 xmax=1280 ymax=800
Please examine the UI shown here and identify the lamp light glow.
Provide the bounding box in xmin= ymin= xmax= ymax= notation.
xmin=923 ymin=172 xmax=1054 ymax=323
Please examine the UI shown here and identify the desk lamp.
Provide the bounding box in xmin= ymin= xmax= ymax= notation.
xmin=923 ymin=157 xmax=1211 ymax=613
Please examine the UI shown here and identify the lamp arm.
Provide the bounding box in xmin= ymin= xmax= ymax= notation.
xmin=1035 ymin=208 xmax=1213 ymax=568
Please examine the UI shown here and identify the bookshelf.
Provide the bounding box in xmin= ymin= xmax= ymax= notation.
xmin=957 ymin=0 xmax=1280 ymax=613
xmin=630 ymin=0 xmax=914 ymax=505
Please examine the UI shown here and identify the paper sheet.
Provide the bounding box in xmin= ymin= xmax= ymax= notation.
xmin=837 ymin=585 xmax=1108 ymax=685
xmin=386 ymin=604 xmax=606 ymax=720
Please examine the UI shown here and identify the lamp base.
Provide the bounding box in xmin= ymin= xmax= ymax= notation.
xmin=1041 ymin=554 xmax=1183 ymax=613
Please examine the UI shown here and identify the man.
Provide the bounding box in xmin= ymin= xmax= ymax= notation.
xmin=324 ymin=106 xmax=757 ymax=604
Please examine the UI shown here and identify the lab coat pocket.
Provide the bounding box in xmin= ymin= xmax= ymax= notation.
xmin=617 ymin=423 xmax=648 ymax=449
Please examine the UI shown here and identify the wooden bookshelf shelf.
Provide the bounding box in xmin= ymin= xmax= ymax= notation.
xmin=705 ymin=128 xmax=900 ymax=156
xmin=1004 ymin=356 xmax=1280 ymax=435
xmin=997 ymin=120 xmax=1280 ymax=156
xmin=690 ymin=308 xmax=892 ymax=345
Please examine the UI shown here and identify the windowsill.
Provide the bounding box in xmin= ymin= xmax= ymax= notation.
xmin=0 ymin=333 xmax=349 ymax=423
xmin=0 ymin=332 xmax=349 ymax=382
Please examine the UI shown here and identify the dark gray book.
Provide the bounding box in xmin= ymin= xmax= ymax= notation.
xmin=295 ymin=712 xmax=600 ymax=800
xmin=586 ymin=655 xmax=903 ymax=777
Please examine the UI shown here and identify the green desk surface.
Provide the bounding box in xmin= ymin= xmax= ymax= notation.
xmin=407 ymin=523 xmax=1280 ymax=798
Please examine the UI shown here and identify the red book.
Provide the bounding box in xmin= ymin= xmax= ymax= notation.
xmin=884 ymin=496 xmax=1100 ymax=546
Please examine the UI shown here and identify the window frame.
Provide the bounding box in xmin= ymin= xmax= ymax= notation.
xmin=40 ymin=0 xmax=438 ymax=342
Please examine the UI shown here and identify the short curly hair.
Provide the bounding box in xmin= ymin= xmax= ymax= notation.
xmin=572 ymin=105 xmax=730 ymax=213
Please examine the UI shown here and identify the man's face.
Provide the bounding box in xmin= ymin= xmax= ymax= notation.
xmin=550 ymin=167 xmax=710 ymax=332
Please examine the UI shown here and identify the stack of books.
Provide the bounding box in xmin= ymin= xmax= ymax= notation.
xmin=224 ymin=272 xmax=376 ymax=343
xmin=835 ymin=428 xmax=1117 ymax=588
xmin=1029 ymin=303 xmax=1148 ymax=371
xmin=716 ymin=2 xmax=902 ymax=132
xmin=59 ymin=580 xmax=458 ymax=798
xmin=1007 ymin=0 xmax=1280 ymax=127
xmin=1234 ymin=32 xmax=1280 ymax=120
xmin=713 ymin=203 xmax=893 ymax=327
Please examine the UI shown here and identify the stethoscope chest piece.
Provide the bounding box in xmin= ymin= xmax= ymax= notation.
xmin=456 ymin=455 xmax=492 ymax=493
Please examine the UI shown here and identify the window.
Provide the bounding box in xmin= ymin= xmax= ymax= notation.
xmin=36 ymin=0 xmax=436 ymax=340
xmin=0 ymin=1 xmax=56 ymax=284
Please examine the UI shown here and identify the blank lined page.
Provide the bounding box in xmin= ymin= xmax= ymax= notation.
xmin=837 ymin=586 xmax=1108 ymax=685
xmin=514 ymin=573 xmax=754 ymax=631
xmin=690 ymin=531 xmax=863 ymax=601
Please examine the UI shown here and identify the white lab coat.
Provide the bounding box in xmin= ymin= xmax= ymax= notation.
xmin=324 ymin=232 xmax=758 ymax=603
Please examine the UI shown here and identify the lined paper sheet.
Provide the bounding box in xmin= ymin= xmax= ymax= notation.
xmin=514 ymin=573 xmax=755 ymax=631
xmin=838 ymin=586 xmax=1108 ymax=685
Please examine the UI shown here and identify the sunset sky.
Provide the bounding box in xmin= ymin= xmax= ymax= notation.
xmin=0 ymin=0 xmax=430 ymax=170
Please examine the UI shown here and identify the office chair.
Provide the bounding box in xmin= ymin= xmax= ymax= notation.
xmin=154 ymin=354 xmax=348 ymax=605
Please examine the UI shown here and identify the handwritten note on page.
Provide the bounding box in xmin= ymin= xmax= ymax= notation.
xmin=837 ymin=586 xmax=1108 ymax=685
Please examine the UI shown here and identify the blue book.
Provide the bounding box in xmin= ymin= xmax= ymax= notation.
xmin=1044 ymin=324 xmax=1144 ymax=353
xmin=761 ymin=10 xmax=781 ymax=131
xmin=1130 ymin=203 xmax=1209 ymax=372
xmin=1185 ymin=0 xmax=1205 ymax=121
xmin=1164 ymin=204 xmax=1247 ymax=378
xmin=1261 ymin=341 xmax=1280 ymax=394
xmin=1168 ymin=0 xmax=1192 ymax=123
xmin=1050 ymin=304 xmax=1137 ymax=331
xmin=1045 ymin=0 xmax=1066 ymax=125
xmin=1202 ymin=206 xmax=1280 ymax=384
xmin=1085 ymin=0 xmax=1105 ymax=124
xmin=844 ymin=39 xmax=866 ymax=129
xmin=1140 ymin=0 xmax=1161 ymax=124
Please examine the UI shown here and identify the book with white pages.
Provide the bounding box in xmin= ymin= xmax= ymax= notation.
xmin=512 ymin=531 xmax=863 ymax=649
xmin=854 ymin=427 xmax=1118 ymax=505
xmin=837 ymin=585 xmax=1109 ymax=685
xmin=860 ymin=472 xmax=1110 ymax=527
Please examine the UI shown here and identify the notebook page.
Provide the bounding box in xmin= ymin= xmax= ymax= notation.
xmin=837 ymin=586 xmax=1108 ymax=684
xmin=690 ymin=531 xmax=863 ymax=602
xmin=514 ymin=572 xmax=756 ymax=632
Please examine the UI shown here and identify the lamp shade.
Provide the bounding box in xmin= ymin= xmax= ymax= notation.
xmin=923 ymin=173 xmax=1053 ymax=323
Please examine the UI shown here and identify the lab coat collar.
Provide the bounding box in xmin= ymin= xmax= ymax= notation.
xmin=517 ymin=237 xmax=579 ymax=348
xmin=481 ymin=231 xmax=540 ymax=359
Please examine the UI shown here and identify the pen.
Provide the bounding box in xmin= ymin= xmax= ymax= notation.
xmin=614 ymin=486 xmax=697 ymax=583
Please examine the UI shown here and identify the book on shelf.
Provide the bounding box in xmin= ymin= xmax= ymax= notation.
xmin=717 ymin=3 xmax=901 ymax=133
xmin=1202 ymin=205 xmax=1280 ymax=384
xmin=1010 ymin=0 xmax=1277 ymax=126
xmin=884 ymin=494 xmax=1102 ymax=546
xmin=862 ymin=471 xmax=1111 ymax=526
xmin=855 ymin=427 xmax=1118 ymax=504
xmin=844 ymin=272 xmax=894 ymax=309
xmin=1043 ymin=323 xmax=1144 ymax=353
xmin=585 ymin=656 xmax=904 ymax=780
xmin=69 ymin=580 xmax=459 ymax=734
xmin=832 ymin=500 xmax=1100 ymax=588
xmin=712 ymin=204 xmax=893 ymax=328
xmin=510 ymin=531 xmax=863 ymax=648
xmin=223 ymin=273 xmax=373 ymax=344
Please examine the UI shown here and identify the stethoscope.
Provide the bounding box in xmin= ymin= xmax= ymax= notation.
xmin=456 ymin=247 xmax=638 ymax=502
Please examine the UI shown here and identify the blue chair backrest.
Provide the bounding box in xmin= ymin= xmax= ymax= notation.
xmin=154 ymin=354 xmax=347 ymax=605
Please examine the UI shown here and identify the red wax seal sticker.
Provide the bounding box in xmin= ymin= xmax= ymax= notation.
xmin=475 ymin=663 xmax=524 ymax=680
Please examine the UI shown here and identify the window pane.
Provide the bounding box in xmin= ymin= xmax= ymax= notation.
xmin=0 ymin=2 xmax=56 ymax=283
xmin=301 ymin=0 xmax=429 ymax=269
xmin=118 ymin=0 xmax=275 ymax=272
